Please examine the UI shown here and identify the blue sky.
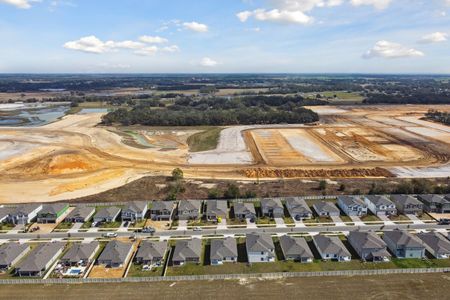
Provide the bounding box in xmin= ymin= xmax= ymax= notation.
xmin=0 ymin=0 xmax=449 ymax=73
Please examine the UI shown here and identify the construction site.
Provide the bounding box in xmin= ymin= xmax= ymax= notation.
xmin=0 ymin=104 xmax=449 ymax=203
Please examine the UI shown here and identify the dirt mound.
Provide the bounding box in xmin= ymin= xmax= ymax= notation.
xmin=242 ymin=167 xmax=393 ymax=178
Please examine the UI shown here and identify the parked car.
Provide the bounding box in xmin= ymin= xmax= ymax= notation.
xmin=123 ymin=221 xmax=129 ymax=227
xmin=439 ymin=218 xmax=450 ymax=225
xmin=142 ymin=227 xmax=155 ymax=233
xmin=193 ymin=226 xmax=202 ymax=232
xmin=102 ymin=232 xmax=117 ymax=238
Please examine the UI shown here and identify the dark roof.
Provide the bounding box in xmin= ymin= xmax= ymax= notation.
xmin=172 ymin=239 xmax=202 ymax=261
xmin=94 ymin=207 xmax=121 ymax=219
xmin=61 ymin=242 xmax=99 ymax=264
xmin=417 ymin=232 xmax=450 ymax=255
xmin=261 ymin=198 xmax=283 ymax=210
xmin=285 ymin=198 xmax=312 ymax=214
xmin=234 ymin=202 xmax=256 ymax=215
xmin=16 ymin=242 xmax=65 ymax=273
xmin=383 ymin=231 xmax=424 ymax=248
xmin=206 ymin=200 xmax=228 ymax=216
xmin=98 ymin=241 xmax=133 ymax=265
xmin=39 ymin=203 xmax=68 ymax=215
xmin=124 ymin=201 xmax=147 ymax=213
xmin=151 ymin=201 xmax=174 ymax=211
xmin=135 ymin=241 xmax=167 ymax=261
xmin=210 ymin=237 xmax=238 ymax=260
xmin=279 ymin=235 xmax=313 ymax=258
xmin=178 ymin=200 xmax=201 ymax=212
xmin=0 ymin=207 xmax=12 ymax=220
xmin=0 ymin=242 xmax=30 ymax=266
xmin=246 ymin=233 xmax=274 ymax=252
xmin=10 ymin=204 xmax=42 ymax=217
xmin=391 ymin=195 xmax=422 ymax=206
xmin=313 ymin=201 xmax=340 ymax=214
xmin=313 ymin=235 xmax=351 ymax=257
xmin=65 ymin=206 xmax=95 ymax=220
xmin=418 ymin=194 xmax=449 ymax=204
xmin=338 ymin=196 xmax=366 ymax=207
xmin=365 ymin=195 xmax=395 ymax=206
xmin=348 ymin=231 xmax=388 ymax=253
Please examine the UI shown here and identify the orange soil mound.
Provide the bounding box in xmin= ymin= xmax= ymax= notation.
xmin=242 ymin=167 xmax=393 ymax=178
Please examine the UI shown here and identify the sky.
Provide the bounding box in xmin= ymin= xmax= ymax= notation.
xmin=0 ymin=0 xmax=449 ymax=73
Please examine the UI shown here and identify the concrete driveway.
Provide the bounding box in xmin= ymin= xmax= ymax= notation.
xmin=177 ymin=220 xmax=188 ymax=231
xmin=406 ymin=214 xmax=424 ymax=225
xmin=349 ymin=216 xmax=366 ymax=226
xmin=331 ymin=215 xmax=346 ymax=226
xmin=246 ymin=218 xmax=257 ymax=229
xmin=217 ymin=218 xmax=227 ymax=230
xmin=274 ymin=218 xmax=286 ymax=228
xmin=378 ymin=214 xmax=395 ymax=225
xmin=68 ymin=222 xmax=83 ymax=233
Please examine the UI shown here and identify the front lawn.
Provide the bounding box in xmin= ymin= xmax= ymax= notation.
xmin=55 ymin=222 xmax=73 ymax=230
xmin=99 ymin=222 xmax=121 ymax=229
xmin=256 ymin=217 xmax=275 ymax=225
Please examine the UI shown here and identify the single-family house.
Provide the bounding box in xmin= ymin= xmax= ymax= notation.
xmin=312 ymin=235 xmax=351 ymax=262
xmin=364 ymin=195 xmax=397 ymax=216
xmin=15 ymin=242 xmax=65 ymax=277
xmin=37 ymin=203 xmax=69 ymax=223
xmin=337 ymin=196 xmax=368 ymax=217
xmin=177 ymin=200 xmax=202 ymax=220
xmin=150 ymin=201 xmax=174 ymax=221
xmin=210 ymin=237 xmax=238 ymax=265
xmin=65 ymin=206 xmax=95 ymax=223
xmin=172 ymin=239 xmax=202 ymax=266
xmin=0 ymin=243 xmax=31 ymax=270
xmin=135 ymin=241 xmax=167 ymax=266
xmin=261 ymin=198 xmax=284 ymax=218
xmin=391 ymin=195 xmax=423 ymax=215
xmin=246 ymin=233 xmax=275 ymax=263
xmin=93 ymin=207 xmax=121 ymax=223
xmin=205 ymin=200 xmax=228 ymax=222
xmin=383 ymin=230 xmax=425 ymax=259
xmin=313 ymin=201 xmax=340 ymax=217
xmin=8 ymin=204 xmax=43 ymax=225
xmin=0 ymin=207 xmax=12 ymax=223
xmin=233 ymin=202 xmax=256 ymax=220
xmin=417 ymin=194 xmax=450 ymax=213
xmin=97 ymin=240 xmax=133 ymax=268
xmin=348 ymin=231 xmax=391 ymax=262
xmin=60 ymin=242 xmax=100 ymax=266
xmin=121 ymin=201 xmax=148 ymax=222
xmin=285 ymin=197 xmax=313 ymax=220
xmin=279 ymin=235 xmax=313 ymax=263
xmin=416 ymin=232 xmax=450 ymax=259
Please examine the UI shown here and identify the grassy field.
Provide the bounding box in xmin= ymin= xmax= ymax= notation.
xmin=1 ymin=273 xmax=450 ymax=300
xmin=187 ymin=127 xmax=222 ymax=152
xmin=127 ymin=263 xmax=164 ymax=277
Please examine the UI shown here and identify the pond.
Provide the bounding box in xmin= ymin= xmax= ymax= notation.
xmin=0 ymin=103 xmax=69 ymax=127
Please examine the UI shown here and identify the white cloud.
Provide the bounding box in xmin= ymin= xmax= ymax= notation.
xmin=107 ymin=40 xmax=145 ymax=49
xmin=363 ymin=40 xmax=424 ymax=59
xmin=269 ymin=0 xmax=343 ymax=11
xmin=0 ymin=0 xmax=40 ymax=9
xmin=139 ymin=35 xmax=169 ymax=44
xmin=200 ymin=57 xmax=218 ymax=67
xmin=161 ymin=45 xmax=180 ymax=53
xmin=419 ymin=32 xmax=448 ymax=43
xmin=238 ymin=8 xmax=313 ymax=24
xmin=134 ymin=46 xmax=158 ymax=56
xmin=64 ymin=36 xmax=108 ymax=54
xmin=350 ymin=0 xmax=392 ymax=10
xmin=183 ymin=21 xmax=209 ymax=32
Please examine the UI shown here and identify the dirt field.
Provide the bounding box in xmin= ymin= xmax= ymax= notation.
xmin=0 ymin=105 xmax=450 ymax=203
xmin=1 ymin=273 xmax=450 ymax=299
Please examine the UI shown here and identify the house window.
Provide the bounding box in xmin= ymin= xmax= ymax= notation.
xmin=261 ymin=257 xmax=264 ymax=261
xmin=261 ymin=251 xmax=264 ymax=255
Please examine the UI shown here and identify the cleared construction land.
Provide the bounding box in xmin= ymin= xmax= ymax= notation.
xmin=0 ymin=105 xmax=449 ymax=202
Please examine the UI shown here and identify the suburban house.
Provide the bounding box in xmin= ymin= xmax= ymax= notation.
xmin=348 ymin=231 xmax=391 ymax=262
xmin=97 ymin=240 xmax=133 ymax=268
xmin=93 ymin=207 xmax=121 ymax=223
xmin=37 ymin=203 xmax=69 ymax=223
xmin=210 ymin=237 xmax=238 ymax=265
xmin=416 ymin=232 xmax=450 ymax=259
xmin=135 ymin=241 xmax=168 ymax=266
xmin=337 ymin=196 xmax=368 ymax=217
xmin=383 ymin=230 xmax=426 ymax=259
xmin=246 ymin=233 xmax=275 ymax=263
xmin=364 ymin=195 xmax=397 ymax=216
xmin=0 ymin=207 xmax=12 ymax=223
xmin=0 ymin=242 xmax=31 ymax=270
xmin=177 ymin=200 xmax=202 ymax=220
xmin=60 ymin=242 xmax=100 ymax=267
xmin=15 ymin=242 xmax=65 ymax=277
xmin=312 ymin=235 xmax=351 ymax=262
xmin=65 ymin=206 xmax=95 ymax=223
xmin=279 ymin=235 xmax=314 ymax=263
xmin=8 ymin=204 xmax=43 ymax=225
xmin=261 ymin=198 xmax=284 ymax=218
xmin=285 ymin=197 xmax=313 ymax=220
xmin=205 ymin=200 xmax=228 ymax=222
xmin=121 ymin=201 xmax=148 ymax=222
xmin=233 ymin=202 xmax=256 ymax=220
xmin=172 ymin=239 xmax=202 ymax=266
xmin=313 ymin=201 xmax=340 ymax=217
xmin=417 ymin=194 xmax=450 ymax=213
xmin=150 ymin=201 xmax=174 ymax=221
xmin=391 ymin=195 xmax=423 ymax=215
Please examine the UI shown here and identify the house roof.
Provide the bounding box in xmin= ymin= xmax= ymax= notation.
xmin=0 ymin=207 xmax=12 ymax=220
xmin=348 ymin=231 xmax=387 ymax=251
xmin=39 ymin=203 xmax=68 ymax=215
xmin=246 ymin=233 xmax=274 ymax=252
xmin=98 ymin=241 xmax=132 ymax=265
xmin=0 ymin=242 xmax=30 ymax=266
xmin=365 ymin=195 xmax=395 ymax=207
xmin=279 ymin=235 xmax=313 ymax=259
xmin=61 ymin=242 xmax=99 ymax=263
xmin=124 ymin=201 xmax=147 ymax=213
xmin=94 ymin=207 xmax=121 ymax=219
xmin=234 ymin=202 xmax=256 ymax=215
xmin=172 ymin=239 xmax=202 ymax=261
xmin=178 ymin=200 xmax=201 ymax=212
xmin=383 ymin=231 xmax=424 ymax=248
xmin=418 ymin=194 xmax=449 ymax=204
xmin=313 ymin=201 xmax=340 ymax=214
xmin=206 ymin=200 xmax=228 ymax=216
xmin=338 ymin=196 xmax=366 ymax=207
xmin=151 ymin=201 xmax=174 ymax=211
xmin=285 ymin=198 xmax=312 ymax=214
xmin=65 ymin=206 xmax=95 ymax=220
xmin=135 ymin=241 xmax=167 ymax=261
xmin=391 ymin=195 xmax=422 ymax=206
xmin=417 ymin=232 xmax=450 ymax=255
xmin=210 ymin=237 xmax=238 ymax=260
xmin=16 ymin=242 xmax=65 ymax=273
xmin=261 ymin=198 xmax=283 ymax=210
xmin=10 ymin=204 xmax=41 ymax=217
xmin=313 ymin=235 xmax=351 ymax=257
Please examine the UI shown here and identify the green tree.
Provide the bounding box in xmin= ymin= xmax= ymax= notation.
xmin=318 ymin=180 xmax=327 ymax=191
xmin=224 ymin=184 xmax=240 ymax=199
xmin=171 ymin=168 xmax=184 ymax=181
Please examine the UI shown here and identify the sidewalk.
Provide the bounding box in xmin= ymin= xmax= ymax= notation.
xmin=378 ymin=214 xmax=395 ymax=225
xmin=274 ymin=218 xmax=286 ymax=228
xmin=349 ymin=216 xmax=365 ymax=226
xmin=406 ymin=214 xmax=424 ymax=225
xmin=217 ymin=218 xmax=227 ymax=230
xmin=177 ymin=220 xmax=188 ymax=231
xmin=68 ymin=223 xmax=83 ymax=233
xmin=330 ymin=215 xmax=346 ymax=226
xmin=294 ymin=220 xmax=306 ymax=228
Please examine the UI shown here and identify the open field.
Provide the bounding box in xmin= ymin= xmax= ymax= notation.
xmin=1 ymin=105 xmax=450 ymax=202
xmin=1 ymin=273 xmax=450 ymax=300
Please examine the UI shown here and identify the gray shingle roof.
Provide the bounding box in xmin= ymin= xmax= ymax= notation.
xmin=417 ymin=232 xmax=450 ymax=255
xmin=279 ymin=235 xmax=313 ymax=259
xmin=98 ymin=241 xmax=132 ymax=265
xmin=234 ymin=202 xmax=256 ymax=215
xmin=246 ymin=233 xmax=274 ymax=252
xmin=39 ymin=203 xmax=68 ymax=215
xmin=10 ymin=204 xmax=41 ymax=217
xmin=206 ymin=200 xmax=228 ymax=217
xmin=313 ymin=235 xmax=350 ymax=257
xmin=391 ymin=195 xmax=422 ymax=206
xmin=338 ymin=196 xmax=366 ymax=207
xmin=0 ymin=207 xmax=12 ymax=220
xmin=151 ymin=201 xmax=174 ymax=211
xmin=285 ymin=198 xmax=312 ymax=214
xmin=383 ymin=231 xmax=424 ymax=248
xmin=348 ymin=231 xmax=390 ymax=259
xmin=61 ymin=242 xmax=99 ymax=264
xmin=210 ymin=237 xmax=238 ymax=260
xmin=313 ymin=201 xmax=340 ymax=214
xmin=94 ymin=207 xmax=121 ymax=219
xmin=135 ymin=241 xmax=167 ymax=261
xmin=16 ymin=242 xmax=65 ymax=273
xmin=365 ymin=195 xmax=395 ymax=206
xmin=172 ymin=239 xmax=202 ymax=261
xmin=124 ymin=201 xmax=147 ymax=213
xmin=261 ymin=198 xmax=283 ymax=210
xmin=0 ymin=242 xmax=30 ymax=267
xmin=178 ymin=200 xmax=201 ymax=212
xmin=65 ymin=206 xmax=95 ymax=221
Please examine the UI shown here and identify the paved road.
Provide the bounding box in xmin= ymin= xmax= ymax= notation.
xmin=1 ymin=223 xmax=449 ymax=240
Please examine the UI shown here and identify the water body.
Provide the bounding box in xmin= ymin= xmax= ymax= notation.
xmin=0 ymin=103 xmax=69 ymax=127
xmin=78 ymin=108 xmax=109 ymax=114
